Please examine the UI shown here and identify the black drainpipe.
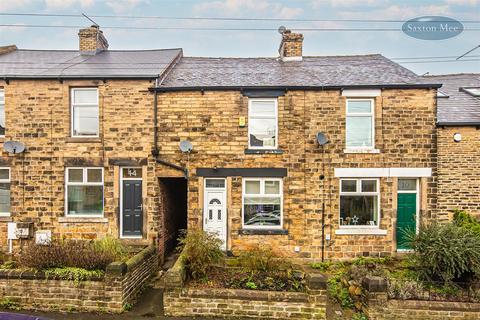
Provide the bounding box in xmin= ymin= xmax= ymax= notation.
xmin=152 ymin=89 xmax=188 ymax=178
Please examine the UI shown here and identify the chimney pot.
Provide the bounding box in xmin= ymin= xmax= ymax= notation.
xmin=78 ymin=25 xmax=109 ymax=54
xmin=278 ymin=29 xmax=303 ymax=61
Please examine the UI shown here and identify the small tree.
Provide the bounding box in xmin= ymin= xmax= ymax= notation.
xmin=177 ymin=229 xmax=223 ymax=280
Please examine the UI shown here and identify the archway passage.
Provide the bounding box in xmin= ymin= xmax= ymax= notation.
xmin=158 ymin=177 xmax=188 ymax=260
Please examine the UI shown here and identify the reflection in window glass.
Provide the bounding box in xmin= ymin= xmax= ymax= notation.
xmin=346 ymin=99 xmax=374 ymax=148
xmin=248 ymin=99 xmax=277 ymax=149
xmin=0 ymin=90 xmax=4 ymax=136
xmin=205 ymin=179 xmax=225 ymax=188
xmin=0 ymin=168 xmax=10 ymax=214
xmin=66 ymin=167 xmax=103 ymax=216
xmin=341 ymin=180 xmax=356 ymax=192
xmin=71 ymin=88 xmax=99 ymax=137
xmin=340 ymin=179 xmax=379 ymax=226
xmin=398 ymin=179 xmax=416 ymax=191
xmin=243 ymin=179 xmax=282 ymax=228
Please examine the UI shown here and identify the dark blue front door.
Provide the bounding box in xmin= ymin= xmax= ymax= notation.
xmin=122 ymin=180 xmax=143 ymax=237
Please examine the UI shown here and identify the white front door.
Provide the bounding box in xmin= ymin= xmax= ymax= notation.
xmin=203 ymin=179 xmax=227 ymax=250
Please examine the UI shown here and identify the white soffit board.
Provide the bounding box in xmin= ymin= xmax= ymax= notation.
xmin=342 ymin=89 xmax=381 ymax=97
xmin=335 ymin=168 xmax=432 ymax=178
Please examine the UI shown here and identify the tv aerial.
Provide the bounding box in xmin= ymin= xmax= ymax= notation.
xmin=3 ymin=141 xmax=26 ymax=154
xmin=179 ymin=140 xmax=193 ymax=153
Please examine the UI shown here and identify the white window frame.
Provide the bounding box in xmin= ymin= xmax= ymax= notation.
xmin=70 ymin=88 xmax=99 ymax=138
xmin=65 ymin=167 xmax=104 ymax=217
xmin=248 ymin=98 xmax=278 ymax=150
xmin=242 ymin=177 xmax=283 ymax=230
xmin=345 ymin=99 xmax=375 ymax=150
xmin=0 ymin=168 xmax=11 ymax=216
xmin=0 ymin=89 xmax=5 ymax=137
xmin=339 ymin=178 xmax=380 ymax=229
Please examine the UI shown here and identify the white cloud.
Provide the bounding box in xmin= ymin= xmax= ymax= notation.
xmin=44 ymin=0 xmax=95 ymax=10
xmin=105 ymin=0 xmax=149 ymax=14
xmin=311 ymin=0 xmax=388 ymax=9
xmin=0 ymin=0 xmax=36 ymax=11
xmin=337 ymin=4 xmax=452 ymax=20
xmin=193 ymin=0 xmax=303 ymax=18
xmin=445 ymin=0 xmax=479 ymax=5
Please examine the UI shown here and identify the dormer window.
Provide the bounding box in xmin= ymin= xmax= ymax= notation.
xmin=460 ymin=87 xmax=480 ymax=97
xmin=248 ymin=99 xmax=278 ymax=149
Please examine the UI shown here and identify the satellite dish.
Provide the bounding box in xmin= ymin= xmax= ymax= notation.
xmin=316 ymin=133 xmax=329 ymax=146
xmin=278 ymin=26 xmax=287 ymax=34
xmin=4 ymin=141 xmax=26 ymax=154
xmin=179 ymin=140 xmax=193 ymax=153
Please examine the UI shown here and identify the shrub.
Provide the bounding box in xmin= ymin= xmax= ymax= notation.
xmin=237 ymin=246 xmax=292 ymax=272
xmin=19 ymin=237 xmax=128 ymax=271
xmin=177 ymin=229 xmax=223 ymax=280
xmin=407 ymin=222 xmax=480 ymax=282
xmin=453 ymin=210 xmax=480 ymax=237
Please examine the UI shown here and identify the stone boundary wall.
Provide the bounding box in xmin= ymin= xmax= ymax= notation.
xmin=0 ymin=245 xmax=158 ymax=313
xmin=364 ymin=276 xmax=480 ymax=320
xmin=163 ymin=258 xmax=327 ymax=319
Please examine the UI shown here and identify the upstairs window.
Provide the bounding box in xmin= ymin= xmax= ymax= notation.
xmin=66 ymin=167 xmax=103 ymax=216
xmin=346 ymin=99 xmax=374 ymax=149
xmin=0 ymin=168 xmax=10 ymax=216
xmin=340 ymin=178 xmax=379 ymax=227
xmin=248 ymin=99 xmax=278 ymax=149
xmin=242 ymin=178 xmax=282 ymax=229
xmin=0 ymin=89 xmax=5 ymax=136
xmin=71 ymin=88 xmax=99 ymax=137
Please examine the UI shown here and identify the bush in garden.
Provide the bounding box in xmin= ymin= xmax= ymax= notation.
xmin=19 ymin=237 xmax=127 ymax=271
xmin=453 ymin=209 xmax=480 ymax=237
xmin=406 ymin=222 xmax=480 ymax=282
xmin=177 ymin=229 xmax=223 ymax=280
xmin=237 ymin=246 xmax=293 ymax=272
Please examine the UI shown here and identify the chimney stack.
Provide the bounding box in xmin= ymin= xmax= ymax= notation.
xmin=278 ymin=29 xmax=303 ymax=61
xmin=78 ymin=25 xmax=109 ymax=54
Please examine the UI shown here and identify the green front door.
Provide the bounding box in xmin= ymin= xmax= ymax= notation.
xmin=396 ymin=193 xmax=417 ymax=250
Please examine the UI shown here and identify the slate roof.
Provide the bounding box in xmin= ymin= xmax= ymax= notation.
xmin=0 ymin=48 xmax=182 ymax=79
xmin=424 ymin=74 xmax=480 ymax=125
xmin=158 ymin=54 xmax=440 ymax=89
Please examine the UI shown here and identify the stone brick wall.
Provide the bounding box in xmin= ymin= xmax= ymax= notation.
xmin=163 ymin=258 xmax=328 ymax=319
xmin=437 ymin=126 xmax=480 ymax=220
xmin=0 ymin=245 xmax=158 ymax=313
xmin=0 ymin=79 xmax=161 ymax=252
xmin=156 ymin=89 xmax=437 ymax=260
xmin=364 ymin=276 xmax=480 ymax=320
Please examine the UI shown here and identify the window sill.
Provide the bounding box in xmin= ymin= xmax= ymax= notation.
xmin=335 ymin=228 xmax=387 ymax=235
xmin=0 ymin=216 xmax=12 ymax=222
xmin=343 ymin=148 xmax=380 ymax=154
xmin=66 ymin=137 xmax=102 ymax=143
xmin=244 ymin=149 xmax=284 ymax=155
xmin=239 ymin=229 xmax=288 ymax=235
xmin=59 ymin=217 xmax=108 ymax=223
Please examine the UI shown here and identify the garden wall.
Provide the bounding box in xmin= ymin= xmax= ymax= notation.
xmin=0 ymin=245 xmax=158 ymax=313
xmin=163 ymin=258 xmax=328 ymax=319
xmin=364 ymin=277 xmax=480 ymax=320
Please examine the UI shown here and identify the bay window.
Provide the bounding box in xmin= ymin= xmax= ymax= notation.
xmin=340 ymin=178 xmax=379 ymax=227
xmin=248 ymin=99 xmax=278 ymax=149
xmin=346 ymin=99 xmax=374 ymax=149
xmin=242 ymin=178 xmax=282 ymax=228
xmin=71 ymin=88 xmax=99 ymax=137
xmin=66 ymin=167 xmax=103 ymax=216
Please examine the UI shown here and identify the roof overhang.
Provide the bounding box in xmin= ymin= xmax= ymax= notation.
xmin=151 ymin=83 xmax=442 ymax=92
xmin=2 ymin=75 xmax=159 ymax=81
xmin=437 ymin=122 xmax=480 ymax=127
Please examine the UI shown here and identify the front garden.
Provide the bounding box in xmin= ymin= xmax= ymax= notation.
xmin=164 ymin=210 xmax=480 ymax=320
xmin=0 ymin=237 xmax=158 ymax=313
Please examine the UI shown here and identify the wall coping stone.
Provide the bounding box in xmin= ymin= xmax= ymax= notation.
xmin=125 ymin=245 xmax=155 ymax=271
xmin=389 ymin=299 xmax=480 ymax=312
xmin=0 ymin=269 xmax=103 ymax=281
xmin=239 ymin=229 xmax=288 ymax=235
xmin=363 ymin=276 xmax=387 ymax=292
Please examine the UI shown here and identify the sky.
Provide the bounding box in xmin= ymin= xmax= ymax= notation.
xmin=0 ymin=0 xmax=479 ymax=75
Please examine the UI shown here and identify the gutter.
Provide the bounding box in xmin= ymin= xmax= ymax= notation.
xmin=437 ymin=122 xmax=480 ymax=127
xmin=149 ymin=83 xmax=442 ymax=92
xmin=2 ymin=75 xmax=159 ymax=80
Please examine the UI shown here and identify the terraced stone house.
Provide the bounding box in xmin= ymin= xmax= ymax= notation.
xmin=427 ymin=73 xmax=480 ymax=220
xmin=0 ymin=26 xmax=443 ymax=261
